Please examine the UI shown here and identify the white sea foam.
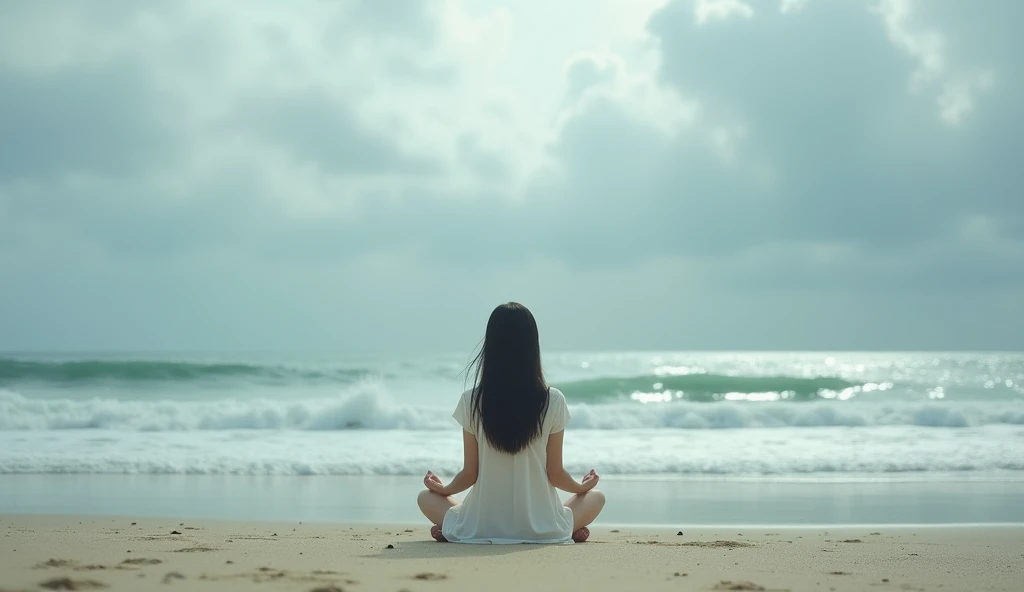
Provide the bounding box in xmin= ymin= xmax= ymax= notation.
xmin=2 ymin=388 xmax=1022 ymax=431
xmin=1 ymin=425 xmax=1022 ymax=476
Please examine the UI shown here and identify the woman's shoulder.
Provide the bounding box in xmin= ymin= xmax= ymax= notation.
xmin=547 ymin=386 xmax=566 ymax=402
xmin=458 ymin=388 xmax=479 ymax=406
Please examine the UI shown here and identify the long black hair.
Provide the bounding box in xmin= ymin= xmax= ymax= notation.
xmin=467 ymin=302 xmax=550 ymax=454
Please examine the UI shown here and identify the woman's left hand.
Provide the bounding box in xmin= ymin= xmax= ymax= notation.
xmin=424 ymin=470 xmax=446 ymax=495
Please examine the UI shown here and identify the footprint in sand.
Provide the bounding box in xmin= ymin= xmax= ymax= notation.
xmin=121 ymin=558 xmax=162 ymax=566
xmin=35 ymin=559 xmax=109 ymax=572
xmin=413 ymin=572 xmax=448 ymax=581
xmin=713 ymin=581 xmax=766 ymax=591
xmin=38 ymin=577 xmax=108 ymax=590
xmin=36 ymin=559 xmax=75 ymax=569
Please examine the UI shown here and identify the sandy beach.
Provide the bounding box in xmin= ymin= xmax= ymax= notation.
xmin=1 ymin=516 xmax=1021 ymax=592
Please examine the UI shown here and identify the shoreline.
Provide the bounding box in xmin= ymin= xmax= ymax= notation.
xmin=4 ymin=512 xmax=1024 ymax=530
xmin=2 ymin=515 xmax=1022 ymax=591
xmin=4 ymin=474 xmax=1024 ymax=526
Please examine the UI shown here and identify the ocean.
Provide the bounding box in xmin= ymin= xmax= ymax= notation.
xmin=2 ymin=351 xmax=1023 ymax=480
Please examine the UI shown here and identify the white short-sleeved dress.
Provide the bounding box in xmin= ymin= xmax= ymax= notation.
xmin=440 ymin=387 xmax=575 ymax=544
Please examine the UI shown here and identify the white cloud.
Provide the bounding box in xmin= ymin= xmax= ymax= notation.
xmin=874 ymin=0 xmax=994 ymax=126
xmin=559 ymin=51 xmax=696 ymax=137
xmin=780 ymin=0 xmax=810 ymax=14
xmin=936 ymin=70 xmax=996 ymax=125
xmin=694 ymin=0 xmax=755 ymax=25
xmin=565 ymin=52 xmax=626 ymax=102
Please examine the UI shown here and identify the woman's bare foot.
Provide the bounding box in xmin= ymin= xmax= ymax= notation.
xmin=430 ymin=524 xmax=448 ymax=542
xmin=572 ymin=527 xmax=590 ymax=543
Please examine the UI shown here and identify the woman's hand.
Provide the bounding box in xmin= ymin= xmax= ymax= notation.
xmin=424 ymin=470 xmax=447 ymax=495
xmin=579 ymin=469 xmax=600 ymax=493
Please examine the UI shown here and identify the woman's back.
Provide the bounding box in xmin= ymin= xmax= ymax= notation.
xmin=441 ymin=387 xmax=574 ymax=544
xmin=416 ymin=302 xmax=603 ymax=543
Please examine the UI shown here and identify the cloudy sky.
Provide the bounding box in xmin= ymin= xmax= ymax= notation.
xmin=0 ymin=0 xmax=1021 ymax=354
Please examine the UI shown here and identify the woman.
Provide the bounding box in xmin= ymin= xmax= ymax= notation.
xmin=417 ymin=302 xmax=605 ymax=544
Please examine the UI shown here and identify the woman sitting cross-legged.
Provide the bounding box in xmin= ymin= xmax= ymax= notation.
xmin=417 ymin=302 xmax=605 ymax=544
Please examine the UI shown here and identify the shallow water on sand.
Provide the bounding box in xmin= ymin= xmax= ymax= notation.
xmin=2 ymin=474 xmax=1023 ymax=526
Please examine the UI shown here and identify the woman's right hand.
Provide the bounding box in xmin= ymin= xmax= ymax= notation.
xmin=579 ymin=469 xmax=599 ymax=492
xmin=424 ymin=470 xmax=446 ymax=495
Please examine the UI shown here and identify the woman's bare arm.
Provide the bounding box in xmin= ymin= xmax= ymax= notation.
xmin=546 ymin=430 xmax=598 ymax=494
xmin=429 ymin=430 xmax=479 ymax=496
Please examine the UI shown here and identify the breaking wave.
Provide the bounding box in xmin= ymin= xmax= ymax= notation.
xmin=2 ymin=388 xmax=1022 ymax=431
